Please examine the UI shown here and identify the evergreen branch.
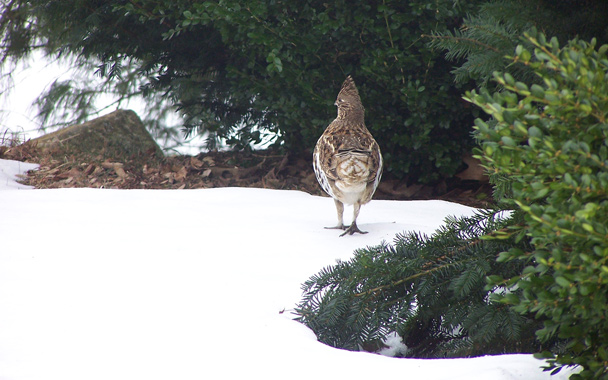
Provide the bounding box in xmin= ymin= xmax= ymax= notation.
xmin=461 ymin=22 xmax=516 ymax=48
xmin=352 ymin=234 xmax=491 ymax=298
xmin=354 ymin=256 xmax=478 ymax=297
xmin=296 ymin=209 xmax=543 ymax=357
xmin=423 ymin=33 xmax=500 ymax=53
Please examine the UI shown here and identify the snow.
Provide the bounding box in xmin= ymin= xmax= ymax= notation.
xmin=0 ymin=158 xmax=577 ymax=380
xmin=0 ymin=159 xmax=38 ymax=190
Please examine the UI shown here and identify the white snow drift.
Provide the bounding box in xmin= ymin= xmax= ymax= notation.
xmin=0 ymin=158 xmax=576 ymax=380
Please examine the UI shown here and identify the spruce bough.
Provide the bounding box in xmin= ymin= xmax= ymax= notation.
xmin=295 ymin=209 xmax=547 ymax=357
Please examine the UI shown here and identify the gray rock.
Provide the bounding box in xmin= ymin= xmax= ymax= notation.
xmin=28 ymin=109 xmax=163 ymax=160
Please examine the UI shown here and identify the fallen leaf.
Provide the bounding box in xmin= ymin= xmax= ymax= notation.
xmin=190 ymin=156 xmax=204 ymax=169
xmin=83 ymin=164 xmax=95 ymax=176
xmin=175 ymin=166 xmax=188 ymax=181
xmin=115 ymin=166 xmax=127 ymax=178
xmin=56 ymin=168 xmax=81 ymax=179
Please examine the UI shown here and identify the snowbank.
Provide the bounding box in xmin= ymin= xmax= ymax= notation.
xmin=0 ymin=159 xmax=575 ymax=380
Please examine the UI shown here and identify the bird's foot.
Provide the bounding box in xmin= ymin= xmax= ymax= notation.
xmin=339 ymin=223 xmax=367 ymax=237
xmin=325 ymin=224 xmax=347 ymax=230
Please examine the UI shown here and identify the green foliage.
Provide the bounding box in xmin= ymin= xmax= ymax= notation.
xmin=0 ymin=0 xmax=484 ymax=182
xmin=296 ymin=209 xmax=549 ymax=357
xmin=428 ymin=0 xmax=608 ymax=87
xmin=292 ymin=3 xmax=608 ymax=374
xmin=427 ymin=1 xmax=534 ymax=86
xmin=465 ymin=33 xmax=608 ymax=379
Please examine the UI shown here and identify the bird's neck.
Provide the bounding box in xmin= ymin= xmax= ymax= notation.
xmin=338 ymin=107 xmax=365 ymax=123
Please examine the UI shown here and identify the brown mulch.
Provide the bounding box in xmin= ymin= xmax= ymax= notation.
xmin=0 ymin=142 xmax=494 ymax=208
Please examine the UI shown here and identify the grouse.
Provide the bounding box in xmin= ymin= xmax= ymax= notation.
xmin=313 ymin=76 xmax=383 ymax=236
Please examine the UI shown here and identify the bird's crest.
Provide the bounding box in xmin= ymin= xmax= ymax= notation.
xmin=338 ymin=75 xmax=360 ymax=101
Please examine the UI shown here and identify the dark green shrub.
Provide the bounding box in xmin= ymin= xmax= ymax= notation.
xmin=1 ymin=0 xmax=484 ymax=182
xmin=120 ymin=0 xmax=485 ymax=182
xmin=466 ymin=33 xmax=608 ymax=379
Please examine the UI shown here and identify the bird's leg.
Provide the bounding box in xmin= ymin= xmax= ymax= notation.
xmin=325 ymin=199 xmax=347 ymax=230
xmin=340 ymin=202 xmax=368 ymax=236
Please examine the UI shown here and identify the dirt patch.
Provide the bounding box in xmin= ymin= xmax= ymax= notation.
xmin=1 ymin=142 xmax=493 ymax=208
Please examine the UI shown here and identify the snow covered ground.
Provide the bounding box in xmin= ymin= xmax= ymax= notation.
xmin=0 ymin=158 xmax=576 ymax=380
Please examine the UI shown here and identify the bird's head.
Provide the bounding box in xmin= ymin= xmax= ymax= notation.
xmin=335 ymin=76 xmax=364 ymax=118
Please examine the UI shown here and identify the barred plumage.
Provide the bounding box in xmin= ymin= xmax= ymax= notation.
xmin=313 ymin=76 xmax=383 ymax=236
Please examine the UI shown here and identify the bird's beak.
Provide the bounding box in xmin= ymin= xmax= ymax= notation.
xmin=334 ymin=101 xmax=338 ymax=106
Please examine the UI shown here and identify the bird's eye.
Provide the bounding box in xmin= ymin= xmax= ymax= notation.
xmin=338 ymin=98 xmax=344 ymax=103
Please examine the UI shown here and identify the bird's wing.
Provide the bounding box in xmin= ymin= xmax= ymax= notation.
xmin=312 ymin=136 xmax=336 ymax=198
xmin=314 ymin=123 xmax=340 ymax=181
xmin=367 ymin=139 xmax=383 ymax=187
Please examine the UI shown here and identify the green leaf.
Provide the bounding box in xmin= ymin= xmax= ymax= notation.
xmin=496 ymin=251 xmax=512 ymax=262
xmin=528 ymin=126 xmax=542 ymax=138
xmin=530 ymin=84 xmax=545 ymax=98
xmin=501 ymin=136 xmax=516 ymax=146
xmin=515 ymin=82 xmax=529 ymax=92
xmin=555 ymin=276 xmax=571 ymax=287
xmin=582 ymin=223 xmax=594 ymax=233
xmin=520 ymin=49 xmax=531 ymax=62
